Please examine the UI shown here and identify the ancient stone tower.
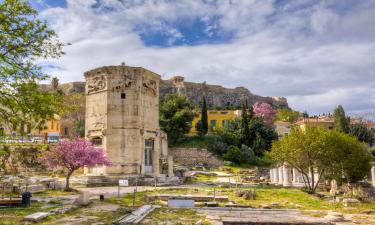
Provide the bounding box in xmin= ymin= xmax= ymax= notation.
xmin=84 ymin=64 xmax=170 ymax=178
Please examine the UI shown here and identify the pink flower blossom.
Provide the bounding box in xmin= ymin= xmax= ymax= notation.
xmin=253 ymin=102 xmax=277 ymax=126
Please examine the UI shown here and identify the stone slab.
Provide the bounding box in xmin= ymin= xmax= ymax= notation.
xmin=118 ymin=205 xmax=158 ymax=225
xmin=24 ymin=212 xmax=50 ymax=222
xmin=199 ymin=208 xmax=333 ymax=224
xmin=168 ymin=198 xmax=195 ymax=208
xmin=146 ymin=194 xmax=228 ymax=202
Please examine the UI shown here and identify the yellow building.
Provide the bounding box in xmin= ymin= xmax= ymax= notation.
xmin=274 ymin=121 xmax=292 ymax=138
xmin=294 ymin=115 xmax=334 ymax=131
xmin=32 ymin=115 xmax=61 ymax=142
xmin=189 ymin=110 xmax=240 ymax=136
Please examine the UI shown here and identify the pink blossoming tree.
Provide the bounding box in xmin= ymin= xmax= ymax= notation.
xmin=253 ymin=102 xmax=277 ymax=127
xmin=40 ymin=138 xmax=111 ymax=191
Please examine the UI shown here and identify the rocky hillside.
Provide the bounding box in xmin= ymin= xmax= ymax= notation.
xmin=161 ymin=76 xmax=288 ymax=109
xmin=48 ymin=76 xmax=288 ymax=109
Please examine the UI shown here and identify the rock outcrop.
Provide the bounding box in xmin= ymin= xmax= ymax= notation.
xmin=161 ymin=76 xmax=288 ymax=109
xmin=50 ymin=76 xmax=288 ymax=109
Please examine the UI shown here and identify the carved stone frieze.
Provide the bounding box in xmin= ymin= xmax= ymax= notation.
xmin=112 ymin=75 xmax=136 ymax=92
xmin=142 ymin=79 xmax=157 ymax=96
xmin=87 ymin=75 xmax=106 ymax=93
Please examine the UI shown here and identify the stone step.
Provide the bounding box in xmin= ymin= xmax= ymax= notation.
xmin=24 ymin=212 xmax=51 ymax=222
xmin=117 ymin=205 xmax=160 ymax=225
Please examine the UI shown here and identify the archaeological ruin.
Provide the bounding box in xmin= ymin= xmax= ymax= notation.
xmin=83 ymin=64 xmax=174 ymax=182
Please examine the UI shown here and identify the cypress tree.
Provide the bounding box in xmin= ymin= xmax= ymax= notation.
xmin=201 ymin=96 xmax=208 ymax=135
xmin=240 ymin=100 xmax=252 ymax=147
xmin=333 ymin=105 xmax=350 ymax=133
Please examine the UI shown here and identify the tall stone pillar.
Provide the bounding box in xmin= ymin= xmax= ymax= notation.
xmin=273 ymin=168 xmax=279 ymax=184
xmin=269 ymin=169 xmax=274 ymax=183
xmin=283 ymin=163 xmax=292 ymax=187
xmin=278 ymin=166 xmax=284 ymax=185
xmin=292 ymin=168 xmax=299 ymax=183
xmin=168 ymin=156 xmax=174 ymax=178
xmin=371 ymin=163 xmax=375 ymax=188
xmin=153 ymin=139 xmax=160 ymax=177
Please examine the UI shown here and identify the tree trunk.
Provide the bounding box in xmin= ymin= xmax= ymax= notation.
xmin=310 ymin=167 xmax=315 ymax=193
xmin=65 ymin=170 xmax=74 ymax=191
xmin=312 ymin=169 xmax=325 ymax=193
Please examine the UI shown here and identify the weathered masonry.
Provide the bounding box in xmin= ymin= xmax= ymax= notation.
xmin=84 ymin=64 xmax=172 ymax=179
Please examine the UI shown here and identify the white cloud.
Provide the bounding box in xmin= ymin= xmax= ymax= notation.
xmin=310 ymin=4 xmax=339 ymax=34
xmin=38 ymin=0 xmax=375 ymax=115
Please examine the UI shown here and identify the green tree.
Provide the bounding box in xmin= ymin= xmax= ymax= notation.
xmin=249 ymin=117 xmax=278 ymax=156
xmin=269 ymin=127 xmax=370 ymax=193
xmin=209 ymin=116 xmax=277 ymax=159
xmin=223 ymin=145 xmax=242 ymax=164
xmin=74 ymin=119 xmax=85 ymax=138
xmin=0 ymin=0 xmax=63 ymax=131
xmin=240 ymin=100 xmax=254 ymax=147
xmin=348 ymin=122 xmax=374 ymax=145
xmin=200 ymin=96 xmax=208 ymax=135
xmin=333 ymin=105 xmax=350 ymax=133
xmin=160 ymin=94 xmax=195 ymax=145
xmin=196 ymin=96 xmax=208 ymax=136
xmin=275 ymin=109 xmax=300 ymax=123
xmin=5 ymin=81 xmax=64 ymax=135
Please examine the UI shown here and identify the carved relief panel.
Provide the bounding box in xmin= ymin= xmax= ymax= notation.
xmin=142 ymin=78 xmax=157 ymax=97
xmin=112 ymin=74 xmax=136 ymax=92
xmin=87 ymin=75 xmax=107 ymax=94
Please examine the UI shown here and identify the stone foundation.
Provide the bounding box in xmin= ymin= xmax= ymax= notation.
xmin=70 ymin=174 xmax=181 ymax=187
xmin=170 ymin=148 xmax=223 ymax=169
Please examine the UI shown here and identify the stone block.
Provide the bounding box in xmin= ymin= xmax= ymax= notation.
xmin=324 ymin=211 xmax=344 ymax=222
xmin=76 ymin=191 xmax=90 ymax=206
xmin=343 ymin=198 xmax=360 ymax=207
xmin=24 ymin=212 xmax=50 ymax=222
xmin=27 ymin=184 xmax=46 ymax=193
xmin=168 ymin=197 xmax=195 ymax=208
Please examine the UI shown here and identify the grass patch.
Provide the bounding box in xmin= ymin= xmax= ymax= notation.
xmin=171 ymin=136 xmax=209 ymax=148
xmin=105 ymin=188 xmax=210 ymax=207
xmin=219 ymin=186 xmax=337 ymax=210
xmin=0 ymin=202 xmax=60 ymax=225
xmin=143 ymin=208 xmax=209 ymax=224
xmin=191 ymin=174 xmax=217 ymax=183
xmin=39 ymin=203 xmax=128 ymax=225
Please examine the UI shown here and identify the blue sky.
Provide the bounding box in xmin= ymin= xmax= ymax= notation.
xmin=30 ymin=0 xmax=375 ymax=118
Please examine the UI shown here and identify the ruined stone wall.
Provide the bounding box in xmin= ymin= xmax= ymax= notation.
xmin=170 ymin=148 xmax=223 ymax=169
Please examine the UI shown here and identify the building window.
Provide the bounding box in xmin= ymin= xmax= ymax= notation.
xmin=221 ymin=111 xmax=228 ymax=115
xmin=121 ymin=93 xmax=126 ymax=99
xmin=209 ymin=111 xmax=217 ymax=114
xmin=144 ymin=139 xmax=154 ymax=173
xmin=91 ymin=137 xmax=102 ymax=146
xmin=0 ymin=127 xmax=4 ymax=136
xmin=210 ymin=120 xmax=217 ymax=128
xmin=222 ymin=120 xmax=229 ymax=127
xmin=64 ymin=127 xmax=69 ymax=136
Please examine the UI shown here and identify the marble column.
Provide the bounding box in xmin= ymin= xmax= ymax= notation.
xmin=371 ymin=163 xmax=375 ymax=188
xmin=273 ymin=168 xmax=279 ymax=184
xmin=269 ymin=169 xmax=274 ymax=183
xmin=297 ymin=171 xmax=304 ymax=183
xmin=283 ymin=163 xmax=292 ymax=187
xmin=278 ymin=166 xmax=284 ymax=185
xmin=168 ymin=156 xmax=174 ymax=178
xmin=292 ymin=168 xmax=298 ymax=183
